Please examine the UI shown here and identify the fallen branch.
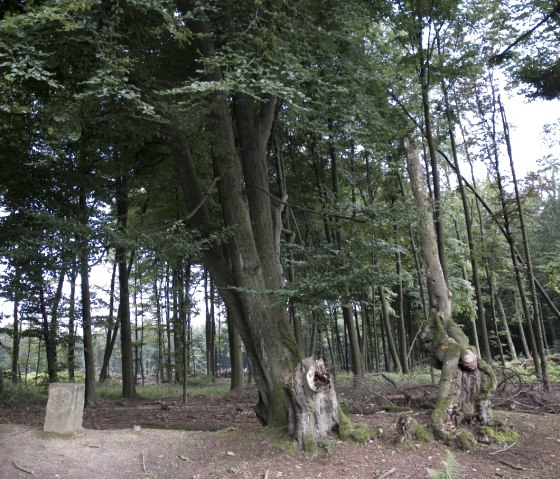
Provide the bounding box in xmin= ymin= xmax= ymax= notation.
xmin=488 ymin=442 xmax=518 ymax=455
xmin=497 ymin=459 xmax=525 ymax=471
xmin=378 ymin=467 xmax=396 ymax=478
xmin=13 ymin=461 xmax=34 ymax=475
xmin=141 ymin=451 xmax=147 ymax=475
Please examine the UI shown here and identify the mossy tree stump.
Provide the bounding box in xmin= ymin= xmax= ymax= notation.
xmin=285 ymin=358 xmax=340 ymax=450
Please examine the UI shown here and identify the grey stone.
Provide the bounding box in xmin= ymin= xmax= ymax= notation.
xmin=44 ymin=383 xmax=85 ymax=434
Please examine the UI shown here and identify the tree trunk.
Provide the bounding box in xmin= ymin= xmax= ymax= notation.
xmin=39 ymin=263 xmax=66 ymax=384
xmin=227 ymin=310 xmax=244 ymax=390
xmin=154 ymin=272 xmax=164 ymax=384
xmin=168 ymin=3 xmax=340 ymax=445
xmin=11 ymin=284 xmax=20 ymax=384
xmin=285 ymin=358 xmax=340 ymax=450
xmin=499 ymin=98 xmax=548 ymax=389
xmin=378 ymin=286 xmax=402 ymax=373
xmin=67 ymin=264 xmax=77 ymax=382
xmin=442 ymin=83 xmax=492 ymax=361
xmin=405 ymin=138 xmax=495 ymax=449
xmin=99 ymin=262 xmax=118 ymax=382
xmin=80 ymin=191 xmax=96 ymax=408
xmin=116 ymin=177 xmax=135 ymax=400
xmin=395 ymin=251 xmax=409 ymax=373
xmin=495 ymin=293 xmax=517 ymax=361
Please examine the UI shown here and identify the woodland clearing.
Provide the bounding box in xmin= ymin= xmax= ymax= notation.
xmin=1 ymin=378 xmax=559 ymax=479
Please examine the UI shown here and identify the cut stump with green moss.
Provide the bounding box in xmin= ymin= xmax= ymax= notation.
xmin=284 ymin=358 xmax=340 ymax=450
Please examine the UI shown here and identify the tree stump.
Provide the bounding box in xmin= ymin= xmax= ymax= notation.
xmin=285 ymin=358 xmax=339 ymax=450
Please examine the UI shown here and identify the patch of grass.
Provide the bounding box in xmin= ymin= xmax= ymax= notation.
xmin=2 ymin=382 xmax=48 ymax=402
xmin=96 ymin=378 xmax=230 ymax=400
xmin=318 ymin=438 xmax=337 ymax=453
xmin=188 ymin=379 xmax=230 ymax=398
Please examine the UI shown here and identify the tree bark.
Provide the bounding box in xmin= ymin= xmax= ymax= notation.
xmin=39 ymin=263 xmax=66 ymax=383
xmin=79 ymin=191 xmax=96 ymax=408
xmin=285 ymin=358 xmax=340 ymax=450
xmin=11 ymin=282 xmax=20 ymax=384
xmin=378 ymin=286 xmax=402 ymax=373
xmin=116 ymin=177 xmax=135 ymax=400
xmin=67 ymin=264 xmax=77 ymax=382
xmin=495 ymin=293 xmax=517 ymax=361
xmin=99 ymin=262 xmax=118 ymax=382
xmin=405 ymin=138 xmax=495 ymax=449
xmin=227 ymin=310 xmax=244 ymax=390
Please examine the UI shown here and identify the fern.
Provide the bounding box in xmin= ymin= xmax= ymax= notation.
xmin=426 ymin=450 xmax=463 ymax=479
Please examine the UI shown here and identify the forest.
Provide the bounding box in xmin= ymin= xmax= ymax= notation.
xmin=1 ymin=0 xmax=560 ymax=464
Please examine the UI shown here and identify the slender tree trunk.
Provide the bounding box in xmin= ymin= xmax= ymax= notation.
xmin=420 ymin=62 xmax=448 ymax=283
xmin=67 ymin=264 xmax=77 ymax=382
xmin=442 ymin=83 xmax=491 ymax=360
xmin=39 ymin=263 xmax=66 ymax=383
xmin=35 ymin=336 xmax=41 ymax=385
xmin=228 ymin=310 xmax=244 ymax=390
xmin=99 ymin=262 xmax=118 ymax=382
xmin=205 ymin=270 xmax=216 ymax=377
xmin=116 ymin=177 xmax=135 ymax=399
xmin=79 ymin=191 xmax=96 ymax=407
xmin=11 ymin=283 xmax=20 ymax=384
xmin=495 ymin=294 xmax=517 ymax=360
xmin=405 ymin=138 xmax=495 ymax=449
xmin=395 ymin=251 xmax=409 ymax=373
xmin=165 ymin=264 xmax=172 ymax=382
xmin=154 ymin=272 xmax=163 ymax=384
xmin=499 ymin=98 xmax=548 ymax=389
xmin=379 ymin=286 xmax=402 ymax=373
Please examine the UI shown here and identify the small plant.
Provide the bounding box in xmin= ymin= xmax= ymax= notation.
xmin=318 ymin=438 xmax=337 ymax=453
xmin=426 ymin=450 xmax=462 ymax=479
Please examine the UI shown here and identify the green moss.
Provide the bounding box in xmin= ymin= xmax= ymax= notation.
xmin=383 ymin=406 xmax=415 ymax=413
xmin=267 ymin=383 xmax=290 ymax=427
xmin=453 ymin=430 xmax=476 ymax=450
xmin=350 ymin=423 xmax=373 ymax=443
xmin=279 ymin=327 xmax=304 ymax=364
xmin=337 ymin=405 xmax=353 ymax=441
xmin=431 ymin=396 xmax=454 ymax=431
xmin=410 ymin=419 xmax=433 ymax=442
xmin=481 ymin=424 xmax=519 ymax=444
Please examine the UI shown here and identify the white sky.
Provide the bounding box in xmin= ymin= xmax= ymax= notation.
xmin=502 ymin=93 xmax=559 ymax=177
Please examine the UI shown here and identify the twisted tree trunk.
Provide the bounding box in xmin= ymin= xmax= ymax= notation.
xmin=404 ymin=139 xmax=495 ymax=449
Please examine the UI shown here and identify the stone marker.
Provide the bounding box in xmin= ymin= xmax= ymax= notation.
xmin=44 ymin=383 xmax=85 ymax=434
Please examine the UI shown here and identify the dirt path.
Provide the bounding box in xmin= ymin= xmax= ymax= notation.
xmin=1 ymin=388 xmax=559 ymax=478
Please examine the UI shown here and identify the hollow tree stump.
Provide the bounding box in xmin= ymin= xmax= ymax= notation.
xmin=285 ymin=357 xmax=339 ymax=450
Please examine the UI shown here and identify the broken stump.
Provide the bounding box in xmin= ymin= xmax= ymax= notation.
xmin=285 ymin=357 xmax=339 ymax=450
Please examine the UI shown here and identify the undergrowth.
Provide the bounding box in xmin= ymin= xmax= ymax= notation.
xmin=2 ymin=377 xmax=230 ymax=403
xmin=426 ymin=450 xmax=462 ymax=479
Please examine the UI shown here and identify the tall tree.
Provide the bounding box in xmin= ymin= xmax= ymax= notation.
xmin=405 ymin=138 xmax=495 ymax=449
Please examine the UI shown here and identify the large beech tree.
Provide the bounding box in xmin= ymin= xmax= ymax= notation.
xmin=168 ymin=0 xmax=312 ymax=428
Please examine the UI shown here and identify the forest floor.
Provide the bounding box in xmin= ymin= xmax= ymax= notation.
xmin=1 ymin=378 xmax=560 ymax=479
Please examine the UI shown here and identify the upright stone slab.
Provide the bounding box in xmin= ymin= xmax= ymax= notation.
xmin=44 ymin=383 xmax=85 ymax=434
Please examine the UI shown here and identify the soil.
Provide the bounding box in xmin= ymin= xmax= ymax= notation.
xmin=1 ymin=384 xmax=559 ymax=479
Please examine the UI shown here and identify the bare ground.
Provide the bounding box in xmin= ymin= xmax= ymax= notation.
xmin=1 ymin=385 xmax=559 ymax=479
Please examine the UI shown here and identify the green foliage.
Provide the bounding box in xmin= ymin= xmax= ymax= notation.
xmin=2 ymin=382 xmax=48 ymax=402
xmin=426 ymin=450 xmax=463 ymax=479
xmin=318 ymin=438 xmax=337 ymax=454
